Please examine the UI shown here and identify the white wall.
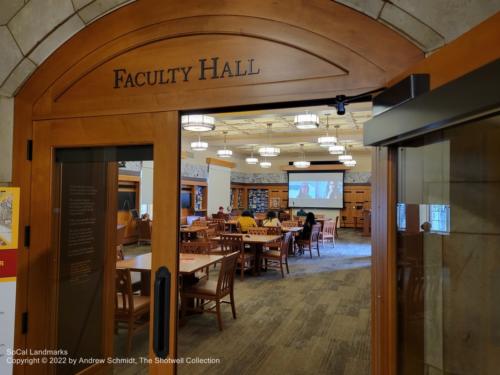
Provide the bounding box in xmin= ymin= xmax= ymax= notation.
xmin=140 ymin=161 xmax=154 ymax=218
xmin=207 ymin=164 xmax=231 ymax=215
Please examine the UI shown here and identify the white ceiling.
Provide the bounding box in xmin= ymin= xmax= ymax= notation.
xmin=182 ymin=102 xmax=373 ymax=155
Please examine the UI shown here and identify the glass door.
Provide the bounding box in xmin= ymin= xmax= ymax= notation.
xmin=396 ymin=114 xmax=500 ymax=374
xmin=26 ymin=114 xmax=179 ymax=375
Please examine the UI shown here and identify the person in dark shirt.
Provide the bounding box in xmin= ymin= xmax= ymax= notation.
xmin=300 ymin=212 xmax=316 ymax=240
xmin=296 ymin=208 xmax=307 ymax=216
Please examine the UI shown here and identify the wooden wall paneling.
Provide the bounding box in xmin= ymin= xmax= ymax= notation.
xmin=371 ymin=147 xmax=397 ymax=375
xmin=149 ymin=111 xmax=179 ymax=374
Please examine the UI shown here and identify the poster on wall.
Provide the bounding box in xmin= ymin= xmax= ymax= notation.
xmin=0 ymin=188 xmax=20 ymax=250
xmin=0 ymin=187 xmax=20 ymax=375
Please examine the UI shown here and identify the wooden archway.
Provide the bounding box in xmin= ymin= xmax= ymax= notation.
xmin=12 ymin=0 xmax=423 ymax=373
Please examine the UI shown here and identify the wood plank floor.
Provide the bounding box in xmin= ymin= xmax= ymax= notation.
xmin=114 ymin=229 xmax=371 ymax=375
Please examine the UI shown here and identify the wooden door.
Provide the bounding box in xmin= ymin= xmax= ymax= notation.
xmin=26 ymin=112 xmax=179 ymax=375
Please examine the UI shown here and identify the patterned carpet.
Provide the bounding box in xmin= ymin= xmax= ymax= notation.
xmin=115 ymin=229 xmax=371 ymax=375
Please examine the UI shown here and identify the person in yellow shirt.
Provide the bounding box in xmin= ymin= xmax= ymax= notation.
xmin=262 ymin=210 xmax=281 ymax=227
xmin=237 ymin=210 xmax=257 ymax=233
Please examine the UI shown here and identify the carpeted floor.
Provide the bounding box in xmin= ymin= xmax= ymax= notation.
xmin=114 ymin=229 xmax=371 ymax=375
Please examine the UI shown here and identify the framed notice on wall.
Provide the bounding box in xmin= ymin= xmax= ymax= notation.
xmin=0 ymin=187 xmax=20 ymax=375
xmin=0 ymin=188 xmax=20 ymax=250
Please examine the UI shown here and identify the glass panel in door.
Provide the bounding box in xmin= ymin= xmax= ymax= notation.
xmin=396 ymin=114 xmax=500 ymax=374
xmin=52 ymin=146 xmax=153 ymax=375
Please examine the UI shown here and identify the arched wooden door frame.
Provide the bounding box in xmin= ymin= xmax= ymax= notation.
xmin=12 ymin=1 xmax=424 ymax=374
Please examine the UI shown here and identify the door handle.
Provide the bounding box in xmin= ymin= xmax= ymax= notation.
xmin=153 ymin=266 xmax=171 ymax=358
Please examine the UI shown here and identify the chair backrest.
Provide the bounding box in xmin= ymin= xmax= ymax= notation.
xmin=115 ymin=269 xmax=133 ymax=313
xmin=311 ymin=223 xmax=321 ymax=243
xmin=137 ymin=220 xmax=152 ymax=240
xmin=220 ymin=233 xmax=244 ymax=254
xmin=282 ymin=220 xmax=299 ymax=228
xmin=212 ymin=218 xmax=226 ymax=232
xmin=180 ymin=241 xmax=211 ymax=254
xmin=322 ymin=220 xmax=335 ymax=236
xmin=247 ymin=227 xmax=268 ymax=235
xmin=216 ymin=252 xmax=239 ymax=296
xmin=116 ymin=225 xmax=126 ymax=246
xmin=278 ymin=212 xmax=291 ymax=222
xmin=280 ymin=231 xmax=293 ymax=256
xmin=192 ymin=219 xmax=206 ymax=226
xmin=266 ymin=226 xmax=281 ymax=236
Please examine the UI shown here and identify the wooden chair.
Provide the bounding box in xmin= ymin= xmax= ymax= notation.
xmin=211 ymin=219 xmax=226 ymax=234
xmin=180 ymin=241 xmax=212 ymax=280
xmin=262 ymin=232 xmax=292 ymax=278
xmin=264 ymin=226 xmax=281 ymax=250
xmin=180 ymin=252 xmax=239 ymax=331
xmin=192 ymin=219 xmax=207 ymax=226
xmin=137 ymin=219 xmax=152 ymax=245
xmin=116 ymin=225 xmax=126 ymax=260
xmin=335 ymin=216 xmax=340 ymax=239
xmin=282 ymin=220 xmax=299 ymax=228
xmin=220 ymin=234 xmax=253 ymax=281
xmin=115 ymin=269 xmax=150 ymax=355
xmin=297 ymin=223 xmax=321 ymax=258
xmin=320 ymin=219 xmax=336 ymax=246
xmin=247 ymin=227 xmax=268 ymax=235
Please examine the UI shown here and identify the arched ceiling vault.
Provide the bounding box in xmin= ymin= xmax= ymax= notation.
xmin=0 ymin=0 xmax=498 ymax=97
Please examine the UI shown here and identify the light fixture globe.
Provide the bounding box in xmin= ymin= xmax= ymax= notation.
xmin=343 ymin=160 xmax=357 ymax=167
xmin=181 ymin=114 xmax=215 ymax=132
xmin=190 ymin=140 xmax=208 ymax=151
xmin=260 ymin=160 xmax=272 ymax=168
xmin=294 ymin=113 xmax=319 ymax=129
xmin=318 ymin=136 xmax=338 ymax=147
xmin=338 ymin=154 xmax=353 ymax=162
xmin=245 ymin=156 xmax=259 ymax=164
xmin=328 ymin=144 xmax=345 ymax=155
xmin=293 ymin=160 xmax=310 ymax=168
xmin=258 ymin=146 xmax=280 ymax=157
xmin=216 ymin=149 xmax=232 ymax=158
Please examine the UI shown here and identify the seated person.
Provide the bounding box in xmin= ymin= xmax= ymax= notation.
xmin=262 ymin=210 xmax=281 ymax=227
xmin=237 ymin=210 xmax=257 ymax=233
xmin=214 ymin=206 xmax=226 ymax=219
xmin=296 ymin=208 xmax=307 ymax=216
xmin=299 ymin=212 xmax=316 ymax=240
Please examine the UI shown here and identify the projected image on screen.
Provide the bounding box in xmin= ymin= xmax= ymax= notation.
xmin=288 ymin=172 xmax=344 ymax=208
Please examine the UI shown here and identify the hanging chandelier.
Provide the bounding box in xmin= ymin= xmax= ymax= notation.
xmin=190 ymin=136 xmax=208 ymax=151
xmin=260 ymin=157 xmax=272 ymax=168
xmin=246 ymin=147 xmax=259 ymax=164
xmin=343 ymin=160 xmax=357 ymax=167
xmin=216 ymin=131 xmax=232 ymax=158
xmin=258 ymin=123 xmax=280 ymax=157
xmin=338 ymin=154 xmax=353 ymax=162
xmin=293 ymin=144 xmax=310 ymax=169
xmin=328 ymin=125 xmax=345 ymax=155
xmin=294 ymin=112 xmax=319 ymax=129
xmin=317 ymin=114 xmax=337 ymax=147
xmin=339 ymin=145 xmax=355 ymax=164
xmin=181 ymin=114 xmax=215 ymax=132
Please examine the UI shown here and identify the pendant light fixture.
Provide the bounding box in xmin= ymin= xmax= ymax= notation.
xmin=260 ymin=157 xmax=272 ymax=168
xmin=328 ymin=125 xmax=345 ymax=155
xmin=245 ymin=147 xmax=259 ymax=164
xmin=317 ymin=114 xmax=337 ymax=147
xmin=294 ymin=112 xmax=319 ymax=129
xmin=343 ymin=159 xmax=357 ymax=167
xmin=216 ymin=131 xmax=232 ymax=158
xmin=339 ymin=145 xmax=354 ymax=163
xmin=190 ymin=135 xmax=208 ymax=151
xmin=293 ymin=143 xmax=310 ymax=169
xmin=181 ymin=114 xmax=215 ymax=132
xmin=258 ymin=123 xmax=280 ymax=157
